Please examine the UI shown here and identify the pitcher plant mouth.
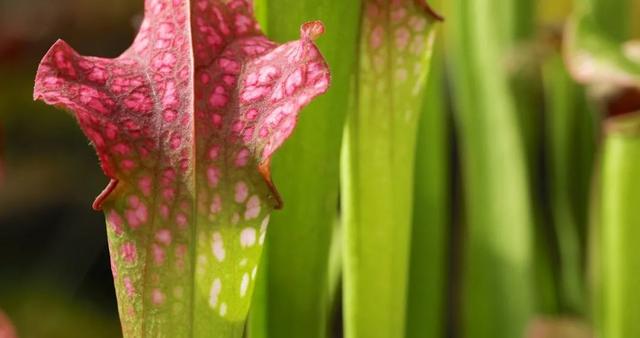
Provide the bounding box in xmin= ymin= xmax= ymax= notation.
xmin=33 ymin=0 xmax=330 ymax=336
xmin=15 ymin=0 xmax=629 ymax=337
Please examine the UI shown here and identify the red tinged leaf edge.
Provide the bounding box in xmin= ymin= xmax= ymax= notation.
xmin=93 ymin=178 xmax=119 ymax=210
xmin=32 ymin=0 xmax=330 ymax=336
xmin=414 ymin=0 xmax=444 ymax=22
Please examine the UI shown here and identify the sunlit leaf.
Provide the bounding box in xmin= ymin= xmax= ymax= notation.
xmin=445 ymin=0 xmax=536 ymax=335
xmin=406 ymin=40 xmax=448 ymax=338
xmin=33 ymin=0 xmax=329 ymax=336
xmin=597 ymin=113 xmax=640 ymax=338
xmin=248 ymin=1 xmax=361 ymax=338
xmin=342 ymin=0 xmax=441 ymax=337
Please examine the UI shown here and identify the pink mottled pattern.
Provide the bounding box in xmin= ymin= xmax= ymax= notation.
xmin=33 ymin=0 xmax=330 ymax=335
xmin=34 ymin=0 xmax=330 ymax=208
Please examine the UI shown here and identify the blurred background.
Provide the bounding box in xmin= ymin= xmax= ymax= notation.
xmin=1 ymin=0 xmax=640 ymax=337
xmin=0 ymin=1 xmax=142 ymax=336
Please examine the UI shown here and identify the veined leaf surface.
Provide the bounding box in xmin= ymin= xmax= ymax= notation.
xmin=342 ymin=1 xmax=441 ymax=337
xmin=33 ymin=0 xmax=330 ymax=336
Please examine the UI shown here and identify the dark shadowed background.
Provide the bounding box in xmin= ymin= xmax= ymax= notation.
xmin=0 ymin=1 xmax=148 ymax=336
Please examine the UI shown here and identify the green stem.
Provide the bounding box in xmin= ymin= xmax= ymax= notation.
xmin=405 ymin=41 xmax=449 ymax=338
xmin=342 ymin=1 xmax=440 ymax=337
xmin=445 ymin=0 xmax=535 ymax=335
xmin=542 ymin=54 xmax=596 ymax=314
xmin=248 ymin=1 xmax=361 ymax=338
xmin=598 ymin=113 xmax=640 ymax=338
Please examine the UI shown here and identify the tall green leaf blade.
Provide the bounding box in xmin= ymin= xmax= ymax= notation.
xmin=248 ymin=1 xmax=361 ymax=338
xmin=341 ymin=1 xmax=441 ymax=337
xmin=406 ymin=40 xmax=449 ymax=338
xmin=505 ymin=0 xmax=554 ymax=319
xmin=445 ymin=0 xmax=535 ymax=335
xmin=563 ymin=0 xmax=638 ymax=336
xmin=542 ymin=54 xmax=597 ymax=314
xmin=598 ymin=113 xmax=640 ymax=338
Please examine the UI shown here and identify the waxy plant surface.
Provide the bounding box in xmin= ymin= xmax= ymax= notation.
xmin=33 ymin=0 xmax=330 ymax=336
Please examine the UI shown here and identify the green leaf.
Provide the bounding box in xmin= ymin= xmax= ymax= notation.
xmin=597 ymin=113 xmax=640 ymax=338
xmin=341 ymin=1 xmax=441 ymax=337
xmin=445 ymin=0 xmax=535 ymax=335
xmin=33 ymin=1 xmax=331 ymax=336
xmin=542 ymin=54 xmax=597 ymax=314
xmin=406 ymin=40 xmax=449 ymax=338
xmin=247 ymin=1 xmax=361 ymax=338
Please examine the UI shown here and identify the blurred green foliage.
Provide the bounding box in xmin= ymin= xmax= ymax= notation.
xmin=248 ymin=1 xmax=360 ymax=338
xmin=1 ymin=0 xmax=639 ymax=337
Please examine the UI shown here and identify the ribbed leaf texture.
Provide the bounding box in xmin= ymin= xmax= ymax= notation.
xmin=342 ymin=1 xmax=441 ymax=337
xmin=33 ymin=0 xmax=329 ymax=336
